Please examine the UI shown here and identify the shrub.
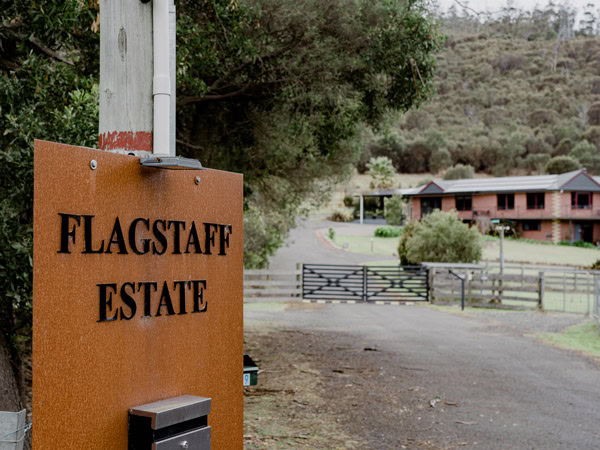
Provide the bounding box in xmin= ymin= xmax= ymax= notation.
xmin=384 ymin=195 xmax=405 ymax=226
xmin=343 ymin=195 xmax=355 ymax=208
xmin=328 ymin=211 xmax=352 ymax=222
xmin=545 ymin=156 xmax=581 ymax=174
xmin=430 ymin=148 xmax=452 ymax=173
xmin=328 ymin=227 xmax=336 ymax=240
xmin=374 ymin=227 xmax=402 ymax=238
xmin=589 ymin=259 xmax=600 ymax=270
xmin=366 ymin=156 xmax=396 ymax=189
xmin=399 ymin=211 xmax=482 ymax=264
xmin=397 ymin=220 xmax=420 ymax=265
xmin=444 ymin=164 xmax=474 ymax=180
xmin=559 ymin=240 xmax=597 ymax=249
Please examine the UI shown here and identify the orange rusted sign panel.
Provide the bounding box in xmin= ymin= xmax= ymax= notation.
xmin=33 ymin=141 xmax=243 ymax=449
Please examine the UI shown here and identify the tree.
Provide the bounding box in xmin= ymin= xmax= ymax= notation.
xmin=0 ymin=0 xmax=443 ymax=416
xmin=176 ymin=0 xmax=443 ymax=267
xmin=444 ymin=163 xmax=475 ymax=180
xmin=0 ymin=0 xmax=100 ymax=441
xmin=569 ymin=140 xmax=600 ymax=173
xmin=367 ymin=156 xmax=396 ymax=189
xmin=545 ymin=156 xmax=581 ymax=174
xmin=384 ymin=195 xmax=406 ymax=226
xmin=398 ymin=211 xmax=482 ymax=264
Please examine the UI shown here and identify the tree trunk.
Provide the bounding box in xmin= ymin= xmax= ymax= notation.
xmin=0 ymin=331 xmax=30 ymax=449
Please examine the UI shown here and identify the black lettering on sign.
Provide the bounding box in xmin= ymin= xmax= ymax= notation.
xmin=57 ymin=213 xmax=234 ymax=257
xmin=58 ymin=213 xmax=81 ymax=254
xmin=97 ymin=283 xmax=118 ymax=322
xmin=97 ymin=280 xmax=208 ymax=322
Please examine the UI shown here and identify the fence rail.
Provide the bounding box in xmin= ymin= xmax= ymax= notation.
xmin=243 ymin=266 xmax=302 ymax=301
xmin=427 ymin=262 xmax=600 ymax=314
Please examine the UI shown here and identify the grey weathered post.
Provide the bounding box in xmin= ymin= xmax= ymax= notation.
xmin=99 ymin=0 xmax=153 ymax=155
xmin=538 ymin=272 xmax=545 ymax=311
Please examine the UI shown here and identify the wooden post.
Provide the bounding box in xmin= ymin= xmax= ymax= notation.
xmin=296 ymin=263 xmax=302 ymax=298
xmin=538 ymin=271 xmax=545 ymax=311
xmin=99 ymin=0 xmax=153 ymax=155
xmin=429 ymin=268 xmax=435 ymax=303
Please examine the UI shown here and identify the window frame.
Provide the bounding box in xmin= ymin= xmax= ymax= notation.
xmin=526 ymin=192 xmax=545 ymax=210
xmin=455 ymin=195 xmax=472 ymax=211
xmin=497 ymin=193 xmax=515 ymax=210
xmin=571 ymin=192 xmax=592 ymax=210
xmin=522 ymin=220 xmax=541 ymax=231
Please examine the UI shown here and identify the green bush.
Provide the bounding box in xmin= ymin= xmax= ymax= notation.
xmin=545 ymin=156 xmax=581 ymax=174
xmin=398 ymin=211 xmax=482 ymax=264
xmin=328 ymin=227 xmax=336 ymax=240
xmin=397 ymin=220 xmax=420 ymax=265
xmin=443 ymin=164 xmax=475 ymax=180
xmin=328 ymin=211 xmax=352 ymax=222
xmin=559 ymin=240 xmax=597 ymax=249
xmin=374 ymin=227 xmax=402 ymax=237
xmin=384 ymin=195 xmax=405 ymax=225
xmin=343 ymin=195 xmax=355 ymax=208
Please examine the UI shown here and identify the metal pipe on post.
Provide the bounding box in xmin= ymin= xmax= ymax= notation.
xmin=449 ymin=270 xmax=465 ymax=311
xmin=152 ymin=0 xmax=171 ymax=156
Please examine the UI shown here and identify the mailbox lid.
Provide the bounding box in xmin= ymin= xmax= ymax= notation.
xmin=130 ymin=395 xmax=211 ymax=430
xmin=153 ymin=426 xmax=211 ymax=450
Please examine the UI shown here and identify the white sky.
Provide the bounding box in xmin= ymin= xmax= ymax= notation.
xmin=436 ymin=0 xmax=598 ymax=24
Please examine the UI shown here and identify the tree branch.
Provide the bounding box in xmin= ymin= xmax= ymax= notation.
xmin=176 ymin=139 xmax=204 ymax=151
xmin=4 ymin=28 xmax=74 ymax=65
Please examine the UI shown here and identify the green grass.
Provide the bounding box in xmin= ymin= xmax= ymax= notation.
xmin=331 ymin=235 xmax=399 ymax=256
xmin=536 ymin=322 xmax=600 ymax=359
xmin=482 ymin=239 xmax=600 ymax=266
xmin=332 ymin=233 xmax=600 ymax=267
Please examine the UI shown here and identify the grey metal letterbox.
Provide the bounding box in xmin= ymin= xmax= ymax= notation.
xmin=128 ymin=395 xmax=211 ymax=450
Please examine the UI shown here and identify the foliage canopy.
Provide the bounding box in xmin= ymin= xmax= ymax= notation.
xmin=398 ymin=211 xmax=482 ymax=264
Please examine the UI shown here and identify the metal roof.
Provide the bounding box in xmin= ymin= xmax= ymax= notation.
xmin=403 ymin=169 xmax=600 ymax=196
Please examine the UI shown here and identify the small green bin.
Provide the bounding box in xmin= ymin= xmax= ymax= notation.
xmin=243 ymin=354 xmax=258 ymax=386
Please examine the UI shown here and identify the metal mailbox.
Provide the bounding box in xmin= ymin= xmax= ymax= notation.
xmin=243 ymin=354 xmax=258 ymax=387
xmin=128 ymin=395 xmax=211 ymax=450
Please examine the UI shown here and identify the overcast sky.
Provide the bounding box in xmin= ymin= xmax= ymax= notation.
xmin=436 ymin=0 xmax=597 ymax=24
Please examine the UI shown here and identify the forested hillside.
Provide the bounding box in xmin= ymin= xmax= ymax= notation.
xmin=362 ymin=4 xmax=600 ymax=177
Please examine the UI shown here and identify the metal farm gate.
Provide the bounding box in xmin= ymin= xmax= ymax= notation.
xmin=302 ymin=264 xmax=429 ymax=302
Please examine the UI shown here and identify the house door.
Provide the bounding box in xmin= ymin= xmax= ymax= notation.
xmin=575 ymin=222 xmax=593 ymax=243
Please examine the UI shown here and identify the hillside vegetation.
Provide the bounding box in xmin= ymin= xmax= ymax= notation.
xmin=362 ymin=6 xmax=600 ymax=177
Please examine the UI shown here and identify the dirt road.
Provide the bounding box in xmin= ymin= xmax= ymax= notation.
xmin=244 ymin=302 xmax=599 ymax=449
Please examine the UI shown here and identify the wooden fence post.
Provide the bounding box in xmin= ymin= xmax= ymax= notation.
xmin=297 ymin=263 xmax=302 ymax=298
xmin=538 ymin=271 xmax=545 ymax=311
xmin=429 ymin=268 xmax=435 ymax=303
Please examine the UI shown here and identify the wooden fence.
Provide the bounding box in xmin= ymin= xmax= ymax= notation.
xmin=243 ymin=265 xmax=302 ymax=302
xmin=429 ymin=263 xmax=600 ymax=314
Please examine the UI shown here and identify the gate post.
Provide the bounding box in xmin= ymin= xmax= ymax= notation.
xmin=538 ymin=271 xmax=545 ymax=311
xmin=362 ymin=266 xmax=368 ymax=302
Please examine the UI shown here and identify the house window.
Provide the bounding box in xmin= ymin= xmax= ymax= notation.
xmin=571 ymin=192 xmax=592 ymax=209
xmin=522 ymin=220 xmax=541 ymax=231
xmin=526 ymin=193 xmax=545 ymax=209
xmin=420 ymin=197 xmax=442 ymax=217
xmin=455 ymin=195 xmax=472 ymax=211
xmin=497 ymin=193 xmax=514 ymax=210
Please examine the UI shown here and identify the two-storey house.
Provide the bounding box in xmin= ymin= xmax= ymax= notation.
xmin=403 ymin=169 xmax=600 ymax=244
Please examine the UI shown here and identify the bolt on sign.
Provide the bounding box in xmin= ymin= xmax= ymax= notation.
xmin=32 ymin=141 xmax=243 ymax=449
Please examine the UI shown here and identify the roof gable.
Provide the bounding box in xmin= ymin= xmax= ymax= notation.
xmin=559 ymin=171 xmax=600 ymax=192
xmin=419 ymin=181 xmax=445 ymax=195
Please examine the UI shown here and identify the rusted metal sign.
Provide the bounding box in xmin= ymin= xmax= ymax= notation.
xmin=32 ymin=140 xmax=243 ymax=449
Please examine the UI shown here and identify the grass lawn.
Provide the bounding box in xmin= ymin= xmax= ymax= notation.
xmin=331 ymin=234 xmax=399 ymax=256
xmin=535 ymin=321 xmax=600 ymax=359
xmin=482 ymin=238 xmax=600 ymax=266
xmin=329 ymin=232 xmax=600 ymax=267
